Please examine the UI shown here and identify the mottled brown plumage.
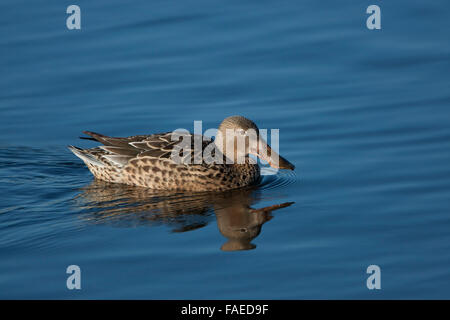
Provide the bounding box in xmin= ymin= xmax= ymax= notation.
xmin=69 ymin=116 xmax=294 ymax=191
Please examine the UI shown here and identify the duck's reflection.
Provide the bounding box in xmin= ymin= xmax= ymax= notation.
xmin=74 ymin=180 xmax=293 ymax=251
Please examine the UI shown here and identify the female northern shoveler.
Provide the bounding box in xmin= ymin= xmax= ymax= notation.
xmin=69 ymin=116 xmax=294 ymax=191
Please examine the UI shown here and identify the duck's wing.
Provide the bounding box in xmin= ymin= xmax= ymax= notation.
xmin=82 ymin=131 xmax=214 ymax=166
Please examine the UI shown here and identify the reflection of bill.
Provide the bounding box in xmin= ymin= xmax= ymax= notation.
xmin=215 ymin=199 xmax=293 ymax=251
xmin=74 ymin=180 xmax=294 ymax=251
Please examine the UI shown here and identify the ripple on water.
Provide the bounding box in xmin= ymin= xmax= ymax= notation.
xmin=258 ymin=166 xmax=298 ymax=190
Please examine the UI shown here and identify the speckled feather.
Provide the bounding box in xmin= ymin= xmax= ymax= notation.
xmin=69 ymin=130 xmax=260 ymax=192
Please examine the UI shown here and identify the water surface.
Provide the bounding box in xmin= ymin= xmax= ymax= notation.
xmin=1 ymin=0 xmax=450 ymax=298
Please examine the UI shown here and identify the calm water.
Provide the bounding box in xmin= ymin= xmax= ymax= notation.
xmin=1 ymin=0 xmax=450 ymax=299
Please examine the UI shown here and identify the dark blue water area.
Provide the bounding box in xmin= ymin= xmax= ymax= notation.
xmin=1 ymin=0 xmax=450 ymax=298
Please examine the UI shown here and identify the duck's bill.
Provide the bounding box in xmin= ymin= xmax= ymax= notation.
xmin=271 ymin=152 xmax=295 ymax=170
xmin=251 ymin=139 xmax=295 ymax=170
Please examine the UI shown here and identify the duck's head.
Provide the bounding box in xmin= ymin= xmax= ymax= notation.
xmin=215 ymin=115 xmax=295 ymax=170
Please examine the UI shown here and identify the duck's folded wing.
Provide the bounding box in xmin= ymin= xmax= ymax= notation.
xmin=82 ymin=131 xmax=212 ymax=164
xmin=130 ymin=132 xmax=213 ymax=163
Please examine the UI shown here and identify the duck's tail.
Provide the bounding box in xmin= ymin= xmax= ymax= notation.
xmin=68 ymin=145 xmax=105 ymax=167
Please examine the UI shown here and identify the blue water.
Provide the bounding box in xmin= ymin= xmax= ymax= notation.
xmin=1 ymin=0 xmax=450 ymax=299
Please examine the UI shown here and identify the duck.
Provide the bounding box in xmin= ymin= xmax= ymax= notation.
xmin=69 ymin=115 xmax=294 ymax=192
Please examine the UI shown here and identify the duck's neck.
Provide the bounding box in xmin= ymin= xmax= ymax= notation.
xmin=214 ymin=139 xmax=250 ymax=165
xmin=214 ymin=130 xmax=251 ymax=165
